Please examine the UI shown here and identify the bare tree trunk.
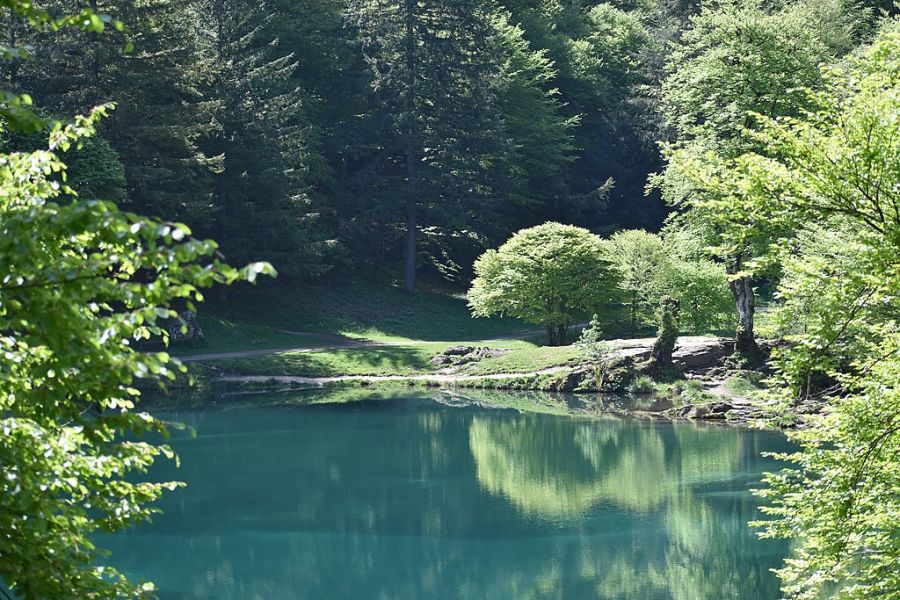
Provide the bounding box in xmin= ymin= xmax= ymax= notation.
xmin=402 ymin=0 xmax=418 ymax=293
xmin=404 ymin=191 xmax=416 ymax=292
xmin=557 ymin=324 xmax=568 ymax=346
xmin=546 ymin=324 xmax=558 ymax=346
xmin=630 ymin=290 xmax=637 ymax=335
xmin=7 ymin=12 xmax=19 ymax=86
xmin=729 ymin=274 xmax=761 ymax=361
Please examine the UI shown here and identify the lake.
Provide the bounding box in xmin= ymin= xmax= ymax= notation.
xmin=100 ymin=390 xmax=792 ymax=599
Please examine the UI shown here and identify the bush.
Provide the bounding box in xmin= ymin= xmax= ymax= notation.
xmin=609 ymin=228 xmax=735 ymax=335
xmin=627 ymin=375 xmax=657 ymax=394
xmin=577 ymin=315 xmax=614 ymax=389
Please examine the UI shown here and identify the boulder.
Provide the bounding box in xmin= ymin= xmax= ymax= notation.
xmin=548 ymin=366 xmax=592 ymax=392
xmin=429 ymin=346 xmax=510 ymax=368
xmin=671 ymin=338 xmax=732 ymax=371
xmin=429 ymin=355 xmax=454 ymax=367
xmin=167 ymin=310 xmax=204 ymax=345
xmin=666 ymin=401 xmax=736 ymax=420
xmin=443 ymin=345 xmax=476 ymax=357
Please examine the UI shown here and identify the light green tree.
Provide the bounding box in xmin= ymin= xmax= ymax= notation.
xmin=608 ymin=229 xmax=734 ymax=335
xmin=468 ymin=222 xmax=620 ymax=346
xmin=757 ymin=348 xmax=900 ymax=599
xmin=608 ymin=229 xmax=667 ymax=334
xmin=0 ymin=4 xmax=273 ymax=597
xmin=656 ymin=0 xmax=841 ymax=360
xmin=654 ymin=254 xmax=736 ymax=335
xmin=675 ymin=20 xmax=900 ymax=598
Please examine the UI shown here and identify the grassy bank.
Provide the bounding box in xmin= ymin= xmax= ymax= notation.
xmin=192 ymin=339 xmax=582 ymax=379
xmin=185 ymin=278 xmax=533 ymax=354
xmin=174 ymin=278 xmax=589 ymax=382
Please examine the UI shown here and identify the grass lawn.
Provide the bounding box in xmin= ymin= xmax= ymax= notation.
xmin=196 ymin=338 xmax=581 ymax=378
xmin=205 ymin=343 xmax=449 ymax=377
xmin=174 ymin=277 xmax=593 ymax=378
xmin=174 ymin=317 xmax=327 ymax=356
xmin=197 ymin=278 xmax=532 ymax=347
xmin=455 ymin=344 xmax=583 ymax=376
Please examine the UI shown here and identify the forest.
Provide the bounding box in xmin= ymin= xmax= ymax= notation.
xmin=1 ymin=0 xmax=899 ymax=598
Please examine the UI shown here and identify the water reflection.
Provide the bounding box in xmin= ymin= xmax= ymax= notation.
xmin=100 ymin=392 xmax=789 ymax=599
xmin=469 ymin=412 xmax=780 ymax=599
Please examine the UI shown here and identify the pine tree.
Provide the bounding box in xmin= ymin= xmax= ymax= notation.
xmin=204 ymin=0 xmax=334 ymax=279
xmin=346 ymin=0 xmax=507 ymax=291
xmin=494 ymin=1 xmax=657 ymax=230
xmin=7 ymin=0 xmax=219 ymax=225
xmin=491 ymin=12 xmax=577 ymax=231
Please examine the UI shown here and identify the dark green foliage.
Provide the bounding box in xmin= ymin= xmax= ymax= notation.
xmin=8 ymin=0 xmax=220 ymax=223
xmin=1 ymin=127 xmax=126 ymax=201
xmin=7 ymin=0 xmax=883 ymax=284
xmin=501 ymin=0 xmax=664 ymax=230
xmin=346 ymin=0 xmax=510 ymax=290
xmin=204 ymin=0 xmax=335 ymax=279
xmin=492 ymin=13 xmax=577 ymax=234
xmin=63 ymin=134 xmax=126 ymax=201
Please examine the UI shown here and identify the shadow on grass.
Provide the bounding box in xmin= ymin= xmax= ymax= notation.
xmin=203 ymin=280 xmax=531 ymax=342
xmin=215 ymin=345 xmax=436 ymax=377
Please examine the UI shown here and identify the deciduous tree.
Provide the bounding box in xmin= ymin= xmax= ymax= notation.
xmin=468 ymin=223 xmax=620 ymax=346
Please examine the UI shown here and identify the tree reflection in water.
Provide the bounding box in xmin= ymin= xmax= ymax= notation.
xmin=469 ymin=412 xmax=781 ymax=599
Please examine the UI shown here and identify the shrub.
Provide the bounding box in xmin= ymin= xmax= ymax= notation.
xmin=627 ymin=375 xmax=657 ymax=394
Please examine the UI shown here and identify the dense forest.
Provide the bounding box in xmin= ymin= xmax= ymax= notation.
xmin=3 ymin=0 xmax=693 ymax=288
xmin=2 ymin=0 xmax=900 ymax=598
xmin=3 ymin=1 xmax=894 ymax=291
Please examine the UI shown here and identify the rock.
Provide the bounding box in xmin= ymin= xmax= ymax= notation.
xmin=474 ymin=347 xmax=509 ymax=359
xmin=430 ymin=346 xmax=509 ymax=367
xmin=167 ymin=310 xmax=204 ymax=345
xmin=429 ymin=355 xmax=454 ymax=367
xmin=666 ymin=401 xmax=734 ymax=420
xmin=443 ymin=345 xmax=476 ymax=357
xmin=697 ymin=402 xmax=733 ymax=419
xmin=549 ymin=366 xmax=592 ymax=392
xmin=671 ymin=338 xmax=733 ymax=370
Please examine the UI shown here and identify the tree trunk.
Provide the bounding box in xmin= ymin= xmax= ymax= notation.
xmin=7 ymin=13 xmax=19 ymax=86
xmin=402 ymin=0 xmax=418 ymax=293
xmin=729 ymin=274 xmax=761 ymax=361
xmin=403 ymin=192 xmax=416 ymax=292
xmin=630 ymin=291 xmax=637 ymax=335
xmin=546 ymin=324 xmax=558 ymax=346
xmin=557 ymin=324 xmax=568 ymax=346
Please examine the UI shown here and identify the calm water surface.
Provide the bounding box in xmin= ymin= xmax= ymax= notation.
xmin=102 ymin=392 xmax=792 ymax=599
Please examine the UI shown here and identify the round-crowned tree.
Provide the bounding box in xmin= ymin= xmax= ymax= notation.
xmin=468 ymin=223 xmax=620 ymax=345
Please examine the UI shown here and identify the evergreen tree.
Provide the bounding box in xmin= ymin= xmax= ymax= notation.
xmin=497 ymin=1 xmax=659 ymax=230
xmin=6 ymin=0 xmax=219 ymax=225
xmin=346 ymin=0 xmax=507 ymax=291
xmin=491 ymin=12 xmax=577 ymax=234
xmin=204 ymin=0 xmax=334 ymax=278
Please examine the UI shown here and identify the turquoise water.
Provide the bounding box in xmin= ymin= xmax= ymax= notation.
xmin=101 ymin=392 xmax=791 ymax=599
